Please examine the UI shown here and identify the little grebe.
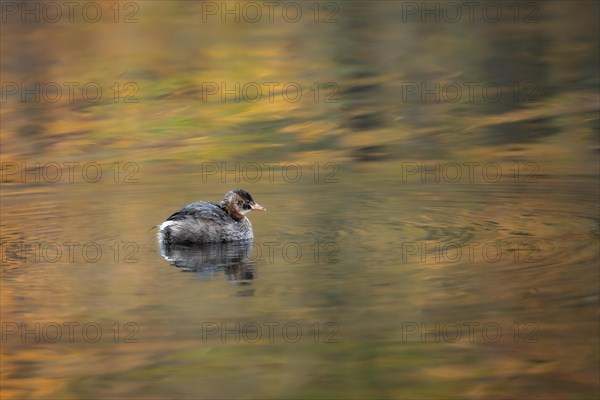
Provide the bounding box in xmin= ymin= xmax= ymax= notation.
xmin=158 ymin=189 xmax=266 ymax=244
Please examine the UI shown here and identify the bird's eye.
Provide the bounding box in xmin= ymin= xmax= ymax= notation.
xmin=237 ymin=201 xmax=243 ymax=206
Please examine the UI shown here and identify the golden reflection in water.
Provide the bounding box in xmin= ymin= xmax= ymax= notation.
xmin=1 ymin=1 xmax=599 ymax=399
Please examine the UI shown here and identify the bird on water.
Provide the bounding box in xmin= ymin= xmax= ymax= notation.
xmin=158 ymin=189 xmax=266 ymax=245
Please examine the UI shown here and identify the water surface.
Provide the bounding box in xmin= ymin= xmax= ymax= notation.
xmin=1 ymin=2 xmax=599 ymax=399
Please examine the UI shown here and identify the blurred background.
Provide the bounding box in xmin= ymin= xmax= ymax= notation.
xmin=1 ymin=1 xmax=598 ymax=399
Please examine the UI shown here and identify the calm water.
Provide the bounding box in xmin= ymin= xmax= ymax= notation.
xmin=1 ymin=2 xmax=599 ymax=399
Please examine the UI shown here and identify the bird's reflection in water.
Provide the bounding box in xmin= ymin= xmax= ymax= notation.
xmin=159 ymin=240 xmax=256 ymax=294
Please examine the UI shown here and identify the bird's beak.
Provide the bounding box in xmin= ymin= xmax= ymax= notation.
xmin=251 ymin=203 xmax=266 ymax=211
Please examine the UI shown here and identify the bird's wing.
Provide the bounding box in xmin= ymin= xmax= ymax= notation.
xmin=165 ymin=201 xmax=230 ymax=223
